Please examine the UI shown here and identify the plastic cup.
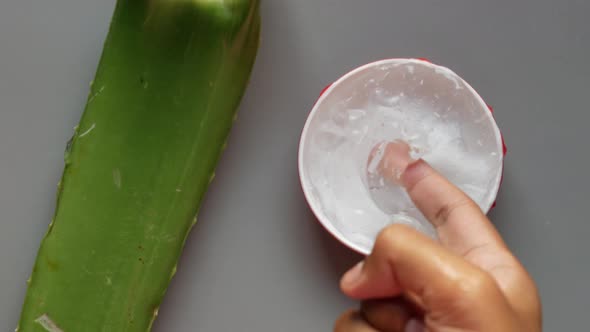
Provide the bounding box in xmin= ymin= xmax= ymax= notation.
xmin=298 ymin=58 xmax=506 ymax=255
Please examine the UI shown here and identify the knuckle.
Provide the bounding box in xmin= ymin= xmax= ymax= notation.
xmin=460 ymin=271 xmax=499 ymax=301
xmin=433 ymin=198 xmax=474 ymax=227
xmin=375 ymin=224 xmax=412 ymax=251
xmin=509 ymin=269 xmax=543 ymax=322
xmin=378 ymin=224 xmax=400 ymax=242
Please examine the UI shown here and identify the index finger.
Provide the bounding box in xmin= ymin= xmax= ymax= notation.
xmin=401 ymin=158 xmax=506 ymax=257
xmin=399 ymin=158 xmax=540 ymax=326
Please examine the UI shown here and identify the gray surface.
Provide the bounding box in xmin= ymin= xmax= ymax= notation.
xmin=1 ymin=0 xmax=589 ymax=330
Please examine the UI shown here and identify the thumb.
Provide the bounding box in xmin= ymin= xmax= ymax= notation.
xmin=340 ymin=224 xmax=519 ymax=331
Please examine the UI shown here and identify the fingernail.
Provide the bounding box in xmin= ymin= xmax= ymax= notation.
xmin=400 ymin=159 xmax=430 ymax=189
xmin=405 ymin=319 xmax=425 ymax=332
xmin=341 ymin=261 xmax=365 ymax=288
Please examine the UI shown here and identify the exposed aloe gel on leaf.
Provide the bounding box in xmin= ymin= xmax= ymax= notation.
xmin=18 ymin=0 xmax=260 ymax=331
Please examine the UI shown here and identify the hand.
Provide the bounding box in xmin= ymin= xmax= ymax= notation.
xmin=335 ymin=143 xmax=541 ymax=332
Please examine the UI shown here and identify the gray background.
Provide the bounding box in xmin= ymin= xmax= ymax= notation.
xmin=1 ymin=0 xmax=588 ymax=330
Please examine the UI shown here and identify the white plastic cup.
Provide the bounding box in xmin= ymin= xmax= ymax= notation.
xmin=298 ymin=58 xmax=506 ymax=255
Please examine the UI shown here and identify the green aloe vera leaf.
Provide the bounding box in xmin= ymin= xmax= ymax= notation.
xmin=18 ymin=1 xmax=260 ymax=331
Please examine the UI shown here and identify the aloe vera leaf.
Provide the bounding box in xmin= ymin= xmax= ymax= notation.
xmin=18 ymin=1 xmax=260 ymax=331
